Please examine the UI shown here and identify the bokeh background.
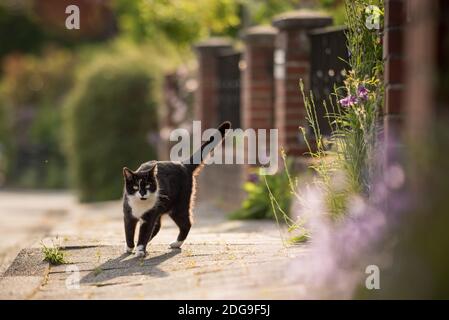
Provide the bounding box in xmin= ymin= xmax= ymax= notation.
xmin=0 ymin=0 xmax=449 ymax=299
xmin=0 ymin=0 xmax=345 ymax=202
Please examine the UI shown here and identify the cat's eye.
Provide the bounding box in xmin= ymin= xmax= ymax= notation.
xmin=145 ymin=185 xmax=151 ymax=189
xmin=133 ymin=186 xmax=139 ymax=190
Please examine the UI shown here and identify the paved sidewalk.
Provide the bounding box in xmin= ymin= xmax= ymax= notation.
xmin=0 ymin=191 xmax=74 ymax=275
xmin=0 ymin=194 xmax=308 ymax=299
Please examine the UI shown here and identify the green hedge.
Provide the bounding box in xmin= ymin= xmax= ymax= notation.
xmin=0 ymin=50 xmax=75 ymax=188
xmin=64 ymin=57 xmax=158 ymax=202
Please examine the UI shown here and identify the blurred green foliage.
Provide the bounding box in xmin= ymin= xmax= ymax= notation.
xmin=0 ymin=2 xmax=111 ymax=63
xmin=230 ymin=160 xmax=294 ymax=220
xmin=114 ymin=0 xmax=240 ymax=46
xmin=114 ymin=0 xmax=337 ymax=46
xmin=0 ymin=49 xmax=76 ymax=188
xmin=318 ymin=0 xmax=346 ymax=25
xmin=0 ymin=0 xmax=346 ymax=197
xmin=0 ymin=4 xmax=46 ymax=61
xmin=246 ymin=0 xmax=299 ymax=24
xmin=63 ymin=47 xmax=160 ymax=202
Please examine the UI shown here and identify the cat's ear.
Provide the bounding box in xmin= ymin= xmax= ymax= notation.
xmin=123 ymin=167 xmax=134 ymax=180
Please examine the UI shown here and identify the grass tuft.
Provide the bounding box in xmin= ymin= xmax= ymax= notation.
xmin=41 ymin=240 xmax=66 ymax=265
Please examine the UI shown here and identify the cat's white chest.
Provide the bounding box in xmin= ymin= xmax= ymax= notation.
xmin=128 ymin=193 xmax=158 ymax=219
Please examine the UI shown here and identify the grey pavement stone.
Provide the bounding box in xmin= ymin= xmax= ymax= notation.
xmin=0 ymin=276 xmax=44 ymax=300
xmin=0 ymin=191 xmax=73 ymax=274
xmin=0 ymin=248 xmax=49 ymax=299
xmin=0 ymin=192 xmax=309 ymax=299
xmin=2 ymin=248 xmax=48 ymax=277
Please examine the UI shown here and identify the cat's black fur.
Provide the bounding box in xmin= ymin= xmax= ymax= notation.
xmin=122 ymin=121 xmax=231 ymax=255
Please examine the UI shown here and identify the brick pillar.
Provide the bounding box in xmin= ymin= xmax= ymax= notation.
xmin=383 ymin=0 xmax=407 ymax=165
xmin=272 ymin=10 xmax=332 ymax=156
xmin=404 ymin=0 xmax=438 ymax=138
xmin=241 ymin=26 xmax=277 ymax=131
xmin=241 ymin=26 xmax=277 ymax=168
xmin=194 ymin=38 xmax=232 ymax=129
xmin=404 ymin=0 xmax=439 ymax=192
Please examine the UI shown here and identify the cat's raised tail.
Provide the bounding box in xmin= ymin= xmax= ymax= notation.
xmin=183 ymin=121 xmax=232 ymax=174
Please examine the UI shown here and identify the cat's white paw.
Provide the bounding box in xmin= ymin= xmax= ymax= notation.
xmin=135 ymin=245 xmax=146 ymax=257
xmin=169 ymin=240 xmax=184 ymax=249
xmin=124 ymin=245 xmax=134 ymax=254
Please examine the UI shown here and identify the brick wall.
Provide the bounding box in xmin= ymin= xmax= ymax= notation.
xmin=383 ymin=0 xmax=449 ymax=193
xmin=403 ymin=0 xmax=440 ymax=191
xmin=384 ymin=0 xmax=444 ymax=162
xmin=404 ymin=0 xmax=438 ymax=136
xmin=174 ymin=3 xmax=448 ymax=213
xmin=383 ymin=0 xmax=407 ymax=165
xmin=191 ymin=10 xmax=353 ymax=211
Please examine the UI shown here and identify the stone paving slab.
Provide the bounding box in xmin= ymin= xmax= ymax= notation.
xmin=32 ymin=243 xmax=306 ymax=299
xmin=0 ymin=276 xmax=45 ymax=300
xmin=0 ymin=248 xmax=49 ymax=299
xmin=2 ymin=248 xmax=48 ymax=277
xmin=0 ymin=196 xmax=308 ymax=299
xmin=0 ymin=191 xmax=73 ymax=274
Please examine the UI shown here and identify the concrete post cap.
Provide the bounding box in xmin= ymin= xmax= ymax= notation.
xmin=194 ymin=37 xmax=233 ymax=52
xmin=241 ymin=25 xmax=278 ymax=46
xmin=241 ymin=25 xmax=277 ymax=39
xmin=272 ymin=9 xmax=333 ymax=30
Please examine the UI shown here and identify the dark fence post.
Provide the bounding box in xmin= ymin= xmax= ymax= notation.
xmin=309 ymin=26 xmax=349 ymax=136
xmin=193 ymin=38 xmax=245 ymax=211
xmin=194 ymin=38 xmax=233 ymax=129
xmin=217 ymin=50 xmax=242 ymax=128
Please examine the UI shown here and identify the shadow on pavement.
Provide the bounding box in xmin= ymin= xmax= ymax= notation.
xmin=80 ymin=249 xmax=181 ymax=284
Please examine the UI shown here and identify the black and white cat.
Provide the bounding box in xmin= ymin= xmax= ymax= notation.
xmin=122 ymin=121 xmax=231 ymax=257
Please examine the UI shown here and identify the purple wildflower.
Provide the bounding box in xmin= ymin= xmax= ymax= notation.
xmin=357 ymin=85 xmax=369 ymax=100
xmin=339 ymin=95 xmax=357 ymax=107
xmin=247 ymin=173 xmax=259 ymax=184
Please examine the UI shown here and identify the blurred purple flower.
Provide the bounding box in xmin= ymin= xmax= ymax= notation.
xmin=247 ymin=173 xmax=259 ymax=184
xmin=357 ymin=85 xmax=369 ymax=100
xmin=339 ymin=95 xmax=357 ymax=107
